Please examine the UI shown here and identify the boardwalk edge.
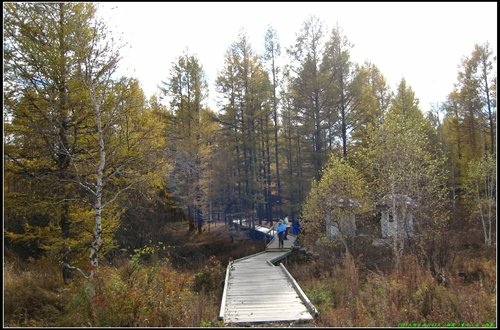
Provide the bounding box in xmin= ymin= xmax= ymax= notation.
xmin=279 ymin=263 xmax=319 ymax=318
xmin=218 ymin=261 xmax=232 ymax=320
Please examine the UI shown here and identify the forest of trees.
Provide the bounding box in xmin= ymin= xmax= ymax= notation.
xmin=3 ymin=3 xmax=496 ymax=327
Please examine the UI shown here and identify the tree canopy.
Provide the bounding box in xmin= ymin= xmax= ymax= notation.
xmin=4 ymin=5 xmax=496 ymax=278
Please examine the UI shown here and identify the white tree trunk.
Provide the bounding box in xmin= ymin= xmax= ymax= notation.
xmin=89 ymin=90 xmax=105 ymax=276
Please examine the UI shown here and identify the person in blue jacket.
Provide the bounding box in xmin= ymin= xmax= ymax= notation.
xmin=292 ymin=221 xmax=301 ymax=235
xmin=276 ymin=220 xmax=287 ymax=248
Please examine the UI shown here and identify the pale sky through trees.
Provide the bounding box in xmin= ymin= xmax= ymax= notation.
xmin=99 ymin=2 xmax=497 ymax=113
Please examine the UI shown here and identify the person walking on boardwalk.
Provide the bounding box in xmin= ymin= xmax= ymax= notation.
xmin=292 ymin=220 xmax=301 ymax=235
xmin=277 ymin=220 xmax=287 ymax=249
xmin=283 ymin=216 xmax=290 ymax=239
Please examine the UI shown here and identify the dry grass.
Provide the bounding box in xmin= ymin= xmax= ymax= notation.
xmin=5 ymin=220 xmax=495 ymax=327
xmin=288 ymin=248 xmax=496 ymax=327
xmin=3 ymin=222 xmax=261 ymax=327
xmin=4 ymin=258 xmax=68 ymax=327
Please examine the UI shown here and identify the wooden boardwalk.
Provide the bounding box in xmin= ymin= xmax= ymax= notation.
xmin=219 ymin=225 xmax=318 ymax=324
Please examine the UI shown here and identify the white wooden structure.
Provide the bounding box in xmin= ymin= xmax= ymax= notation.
xmin=220 ymin=222 xmax=318 ymax=324
xmin=377 ymin=194 xmax=415 ymax=239
xmin=325 ymin=197 xmax=361 ymax=239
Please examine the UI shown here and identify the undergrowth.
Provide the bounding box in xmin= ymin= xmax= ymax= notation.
xmin=4 ymin=223 xmax=258 ymax=327
xmin=289 ymin=251 xmax=496 ymax=327
xmin=4 ymin=223 xmax=496 ymax=327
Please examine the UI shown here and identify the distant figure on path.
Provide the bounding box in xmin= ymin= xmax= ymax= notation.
xmin=283 ymin=216 xmax=290 ymax=239
xmin=277 ymin=220 xmax=287 ymax=249
xmin=292 ymin=221 xmax=301 ymax=235
xmin=229 ymin=222 xmax=236 ymax=243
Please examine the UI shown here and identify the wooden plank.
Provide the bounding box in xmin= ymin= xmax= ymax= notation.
xmin=227 ymin=288 xmax=294 ymax=292
xmin=220 ymin=231 xmax=317 ymax=324
xmin=226 ymin=302 xmax=307 ymax=310
xmin=224 ymin=315 xmax=313 ymax=323
xmin=232 ymin=250 xmax=269 ymax=263
xmin=226 ymin=292 xmax=298 ymax=297
xmin=226 ymin=307 xmax=311 ymax=313
xmin=225 ymin=311 xmax=312 ymax=317
xmin=226 ymin=301 xmax=304 ymax=305
xmin=225 ymin=313 xmax=312 ymax=319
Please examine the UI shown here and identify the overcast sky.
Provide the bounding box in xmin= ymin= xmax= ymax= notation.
xmin=99 ymin=2 xmax=497 ymax=114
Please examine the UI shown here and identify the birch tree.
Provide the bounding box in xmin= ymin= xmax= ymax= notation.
xmin=302 ymin=154 xmax=369 ymax=253
xmin=4 ymin=2 xmax=104 ymax=275
xmin=65 ymin=17 xmax=167 ymax=276
xmin=464 ymin=155 xmax=496 ymax=246
xmin=361 ymin=79 xmax=448 ymax=271
xmin=4 ymin=3 xmax=167 ymax=278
